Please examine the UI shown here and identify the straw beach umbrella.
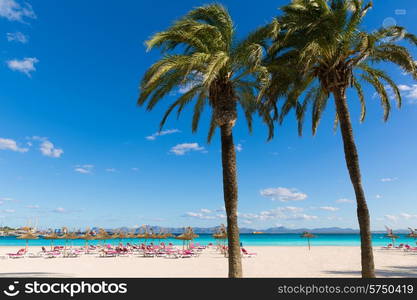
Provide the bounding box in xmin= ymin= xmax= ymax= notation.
xmin=407 ymin=228 xmax=417 ymax=242
xmin=113 ymin=230 xmax=127 ymax=246
xmin=175 ymin=233 xmax=191 ymax=249
xmin=136 ymin=225 xmax=150 ymax=245
xmin=80 ymin=229 xmax=95 ymax=250
xmin=154 ymin=228 xmax=171 ymax=244
xmin=301 ymin=232 xmax=315 ymax=250
xmin=125 ymin=230 xmax=137 ymax=245
xmin=59 ymin=228 xmax=77 ymax=254
xmin=213 ymin=224 xmax=227 ymax=256
xmin=407 ymin=228 xmax=417 ymax=246
xmin=213 ymin=224 xmax=227 ymax=242
xmin=175 ymin=227 xmax=197 ymax=249
xmin=44 ymin=232 xmax=59 ymax=250
xmin=126 ymin=231 xmax=136 ymax=239
xmin=95 ymin=229 xmax=113 ymax=246
xmin=17 ymin=232 xmax=39 ymax=251
xmin=385 ymin=226 xmax=399 ymax=247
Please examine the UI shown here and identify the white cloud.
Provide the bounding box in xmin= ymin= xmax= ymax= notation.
xmin=170 ymin=143 xmax=205 ymax=155
xmin=375 ymin=194 xmax=382 ymax=199
xmin=183 ymin=212 xmax=216 ymax=220
xmin=179 ymin=82 xmax=198 ymax=94
xmin=28 ymin=136 xmax=63 ymax=158
xmin=260 ymin=187 xmax=307 ymax=202
xmin=0 ymin=0 xmax=36 ymax=22
xmin=241 ymin=220 xmax=253 ymax=225
xmin=105 ymin=168 xmax=117 ymax=172
xmin=6 ymin=31 xmax=28 ymax=43
xmin=275 ymin=206 xmax=304 ymax=213
xmin=2 ymin=209 xmax=15 ymax=213
xmin=381 ymin=177 xmax=398 ymax=182
xmin=235 ymin=144 xmax=243 ymax=152
xmin=395 ymin=9 xmax=407 ymax=15
xmin=52 ymin=207 xmax=82 ymax=214
xmin=286 ymin=214 xmax=318 ymax=221
xmin=146 ymin=129 xmax=180 ymax=141
xmin=25 ymin=204 xmax=39 ymax=209
xmin=320 ymin=206 xmax=340 ymax=212
xmin=386 ymin=84 xmax=417 ymax=104
xmin=399 ymin=213 xmax=417 ymax=220
xmin=398 ymin=84 xmax=417 ymax=103
xmin=39 ymin=140 xmax=63 ymax=158
xmin=177 ymin=72 xmax=203 ymax=94
xmin=74 ymin=164 xmax=94 ymax=174
xmin=335 ymin=198 xmax=354 ymax=204
xmin=384 ymin=214 xmax=398 ymax=222
xmin=240 ymin=207 xmax=314 ymax=222
xmin=0 ymin=197 xmax=14 ymax=201
xmin=131 ymin=168 xmax=139 ymax=171
xmin=183 ymin=208 xmax=224 ymax=220
xmin=0 ymin=137 xmax=28 ymax=152
xmin=52 ymin=207 xmax=66 ymax=213
xmin=6 ymin=57 xmax=38 ymax=76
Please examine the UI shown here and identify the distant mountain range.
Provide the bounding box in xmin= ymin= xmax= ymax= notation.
xmin=95 ymin=226 xmax=411 ymax=234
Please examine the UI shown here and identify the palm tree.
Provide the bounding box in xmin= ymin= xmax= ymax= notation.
xmin=262 ymin=0 xmax=417 ymax=277
xmin=137 ymin=4 xmax=270 ymax=278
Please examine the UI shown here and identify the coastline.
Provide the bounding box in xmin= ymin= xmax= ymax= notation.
xmin=1 ymin=246 xmax=416 ymax=278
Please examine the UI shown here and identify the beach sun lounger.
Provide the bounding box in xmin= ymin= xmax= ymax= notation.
xmin=241 ymin=248 xmax=257 ymax=257
xmin=7 ymin=248 xmax=27 ymax=259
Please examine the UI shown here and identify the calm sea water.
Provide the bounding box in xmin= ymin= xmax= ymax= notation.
xmin=1 ymin=233 xmax=415 ymax=247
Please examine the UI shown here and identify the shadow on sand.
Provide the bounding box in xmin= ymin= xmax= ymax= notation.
xmin=0 ymin=272 xmax=71 ymax=278
xmin=325 ymin=265 xmax=417 ymax=278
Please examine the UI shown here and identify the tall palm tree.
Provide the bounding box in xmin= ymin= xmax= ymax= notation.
xmin=262 ymin=0 xmax=417 ymax=277
xmin=137 ymin=4 xmax=270 ymax=278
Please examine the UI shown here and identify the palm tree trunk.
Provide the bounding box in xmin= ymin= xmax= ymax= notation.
xmin=333 ymin=87 xmax=375 ymax=278
xmin=220 ymin=123 xmax=243 ymax=278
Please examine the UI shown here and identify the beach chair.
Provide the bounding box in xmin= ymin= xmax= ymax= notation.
xmin=7 ymin=248 xmax=27 ymax=259
xmin=100 ymin=249 xmax=118 ymax=257
xmin=179 ymin=250 xmax=194 ymax=258
xmin=27 ymin=248 xmax=44 ymax=258
xmin=404 ymin=245 xmax=417 ymax=252
xmin=381 ymin=243 xmax=393 ymax=250
xmin=241 ymin=248 xmax=257 ymax=257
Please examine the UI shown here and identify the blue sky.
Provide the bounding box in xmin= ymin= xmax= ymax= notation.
xmin=0 ymin=0 xmax=416 ymax=231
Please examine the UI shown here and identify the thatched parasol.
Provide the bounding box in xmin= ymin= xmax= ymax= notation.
xmin=175 ymin=227 xmax=197 ymax=249
xmin=112 ymin=230 xmax=127 ymax=246
xmin=126 ymin=231 xmax=135 ymax=238
xmin=17 ymin=232 xmax=39 ymax=250
xmin=59 ymin=228 xmax=77 ymax=253
xmin=407 ymin=228 xmax=417 ymax=241
xmin=213 ymin=224 xmax=227 ymax=252
xmin=153 ymin=229 xmax=171 ymax=243
xmin=136 ymin=225 xmax=150 ymax=244
xmin=385 ymin=226 xmax=399 ymax=247
xmin=213 ymin=224 xmax=227 ymax=239
xmin=301 ymin=232 xmax=315 ymax=250
xmin=80 ymin=229 xmax=95 ymax=250
xmin=44 ymin=232 xmax=59 ymax=250
xmin=95 ymin=229 xmax=113 ymax=245
xmin=20 ymin=226 xmax=33 ymax=232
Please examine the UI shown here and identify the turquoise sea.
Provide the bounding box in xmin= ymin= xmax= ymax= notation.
xmin=1 ymin=233 xmax=416 ymax=247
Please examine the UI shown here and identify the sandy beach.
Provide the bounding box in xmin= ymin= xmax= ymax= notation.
xmin=1 ymin=246 xmax=416 ymax=278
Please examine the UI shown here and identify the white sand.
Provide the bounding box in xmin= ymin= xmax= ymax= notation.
xmin=1 ymin=246 xmax=416 ymax=277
